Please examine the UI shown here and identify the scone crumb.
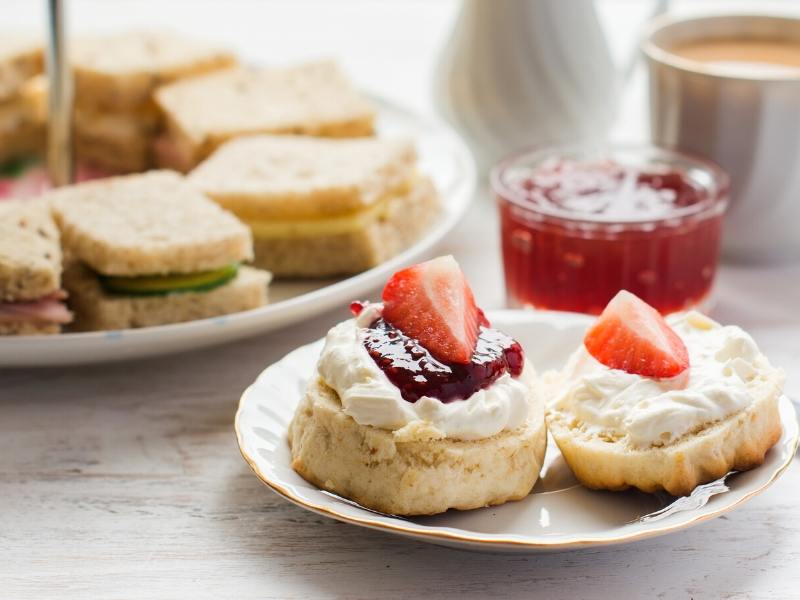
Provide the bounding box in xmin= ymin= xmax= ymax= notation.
xmin=393 ymin=421 xmax=445 ymax=443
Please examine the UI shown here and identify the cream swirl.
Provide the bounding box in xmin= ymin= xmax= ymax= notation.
xmin=551 ymin=311 xmax=776 ymax=447
xmin=316 ymin=303 xmax=531 ymax=441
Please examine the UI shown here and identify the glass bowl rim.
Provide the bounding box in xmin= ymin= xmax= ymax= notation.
xmin=490 ymin=142 xmax=730 ymax=228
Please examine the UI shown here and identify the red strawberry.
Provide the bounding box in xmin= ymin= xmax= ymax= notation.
xmin=382 ymin=255 xmax=486 ymax=364
xmin=584 ymin=290 xmax=689 ymax=378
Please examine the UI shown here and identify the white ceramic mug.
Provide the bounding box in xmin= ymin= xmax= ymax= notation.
xmin=644 ymin=14 xmax=800 ymax=264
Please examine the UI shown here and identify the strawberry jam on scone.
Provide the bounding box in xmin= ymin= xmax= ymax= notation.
xmin=288 ymin=255 xmax=547 ymax=516
xmin=546 ymin=290 xmax=784 ymax=496
xmin=356 ymin=256 xmax=523 ymax=403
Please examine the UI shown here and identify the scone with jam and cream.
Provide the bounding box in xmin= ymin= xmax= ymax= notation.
xmin=288 ymin=256 xmax=546 ymax=516
xmin=545 ymin=290 xmax=784 ymax=496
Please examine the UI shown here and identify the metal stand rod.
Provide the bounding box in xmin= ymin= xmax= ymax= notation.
xmin=45 ymin=0 xmax=73 ymax=186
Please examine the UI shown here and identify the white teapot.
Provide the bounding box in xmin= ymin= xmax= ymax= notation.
xmin=435 ymin=0 xmax=668 ymax=173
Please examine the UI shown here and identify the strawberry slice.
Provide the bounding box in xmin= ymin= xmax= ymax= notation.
xmin=584 ymin=290 xmax=689 ymax=378
xmin=382 ymin=255 xmax=486 ymax=364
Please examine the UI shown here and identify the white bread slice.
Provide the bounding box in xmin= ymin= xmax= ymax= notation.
xmin=0 ymin=201 xmax=61 ymax=301
xmin=154 ymin=61 xmax=375 ymax=171
xmin=63 ymin=263 xmax=270 ymax=331
xmin=543 ymin=368 xmax=785 ymax=496
xmin=71 ymin=31 xmax=237 ymax=111
xmin=0 ymin=34 xmax=42 ymax=102
xmin=187 ymin=135 xmax=417 ymax=220
xmin=250 ymin=175 xmax=439 ymax=277
xmin=289 ymin=373 xmax=547 ymax=516
xmin=47 ymin=171 xmax=253 ymax=276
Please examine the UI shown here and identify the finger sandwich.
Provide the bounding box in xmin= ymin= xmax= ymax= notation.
xmin=0 ymin=34 xmax=42 ymax=103
xmin=153 ymin=61 xmax=375 ymax=172
xmin=0 ymin=201 xmax=71 ymax=335
xmin=0 ymin=35 xmax=45 ymax=164
xmin=47 ymin=170 xmax=271 ymax=330
xmin=70 ymin=31 xmax=238 ymax=172
xmin=187 ymin=135 xmax=439 ymax=277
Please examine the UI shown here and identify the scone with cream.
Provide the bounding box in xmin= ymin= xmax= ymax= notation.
xmin=288 ymin=256 xmax=547 ymax=516
xmin=545 ymin=290 xmax=784 ymax=496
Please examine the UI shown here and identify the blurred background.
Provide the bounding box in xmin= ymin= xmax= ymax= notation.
xmin=4 ymin=0 xmax=796 ymax=137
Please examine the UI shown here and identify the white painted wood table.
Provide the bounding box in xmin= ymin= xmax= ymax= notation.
xmin=2 ymin=1 xmax=800 ymax=598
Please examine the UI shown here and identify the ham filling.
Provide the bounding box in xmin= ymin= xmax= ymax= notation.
xmin=0 ymin=290 xmax=73 ymax=324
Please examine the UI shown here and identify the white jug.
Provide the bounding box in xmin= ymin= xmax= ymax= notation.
xmin=435 ymin=0 xmax=668 ymax=173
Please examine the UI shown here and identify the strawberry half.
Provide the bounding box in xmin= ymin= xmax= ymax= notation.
xmin=381 ymin=255 xmax=487 ymax=364
xmin=584 ymin=290 xmax=689 ymax=378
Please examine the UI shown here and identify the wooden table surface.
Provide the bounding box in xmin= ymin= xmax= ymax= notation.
xmin=3 ymin=1 xmax=800 ymax=598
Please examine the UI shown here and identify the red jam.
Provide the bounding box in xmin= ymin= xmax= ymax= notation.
xmin=493 ymin=149 xmax=729 ymax=315
xmin=362 ymin=318 xmax=524 ymax=403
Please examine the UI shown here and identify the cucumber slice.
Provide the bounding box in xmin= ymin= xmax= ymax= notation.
xmin=100 ymin=263 xmax=239 ymax=296
xmin=0 ymin=157 xmax=38 ymax=177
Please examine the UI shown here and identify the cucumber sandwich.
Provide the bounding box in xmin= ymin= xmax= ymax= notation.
xmin=47 ymin=170 xmax=271 ymax=330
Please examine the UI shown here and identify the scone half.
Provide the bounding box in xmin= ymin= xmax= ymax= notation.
xmin=544 ymin=366 xmax=785 ymax=497
xmin=289 ymin=375 xmax=547 ymax=516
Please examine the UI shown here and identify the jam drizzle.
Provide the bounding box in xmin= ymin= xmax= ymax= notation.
xmin=362 ymin=318 xmax=524 ymax=403
xmin=349 ymin=301 xmax=366 ymax=317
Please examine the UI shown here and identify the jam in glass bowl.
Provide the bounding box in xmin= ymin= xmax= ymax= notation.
xmin=492 ymin=144 xmax=729 ymax=315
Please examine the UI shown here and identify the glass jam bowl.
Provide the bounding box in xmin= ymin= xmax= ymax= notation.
xmin=492 ymin=143 xmax=729 ymax=315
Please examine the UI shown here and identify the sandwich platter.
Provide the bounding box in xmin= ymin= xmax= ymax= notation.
xmin=235 ymin=309 xmax=799 ymax=553
xmin=0 ymin=96 xmax=475 ymax=367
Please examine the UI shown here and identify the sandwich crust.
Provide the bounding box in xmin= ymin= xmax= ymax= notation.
xmin=154 ymin=61 xmax=375 ymax=171
xmin=543 ymin=369 xmax=785 ymax=496
xmin=0 ymin=201 xmax=61 ymax=301
xmin=289 ymin=376 xmax=547 ymax=516
xmin=73 ymin=128 xmax=152 ymax=173
xmin=0 ymin=321 xmax=59 ymax=335
xmin=0 ymin=34 xmax=42 ymax=102
xmin=249 ymin=175 xmax=439 ymax=277
xmin=188 ymin=135 xmax=417 ymax=219
xmin=0 ymin=76 xmax=46 ymax=162
xmin=63 ymin=263 xmax=270 ymax=331
xmin=0 ymin=121 xmax=44 ymax=164
xmin=71 ymin=31 xmax=237 ymax=111
xmin=48 ymin=171 xmax=253 ymax=276
xmin=72 ymin=106 xmax=160 ymax=172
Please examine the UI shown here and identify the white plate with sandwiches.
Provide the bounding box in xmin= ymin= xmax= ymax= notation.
xmin=0 ymin=33 xmax=475 ymax=367
xmin=236 ymin=309 xmax=799 ymax=553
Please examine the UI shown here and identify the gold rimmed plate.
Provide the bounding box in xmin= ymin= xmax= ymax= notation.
xmin=235 ymin=310 xmax=799 ymax=553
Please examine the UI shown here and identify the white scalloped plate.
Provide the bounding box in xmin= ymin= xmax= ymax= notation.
xmin=236 ymin=310 xmax=799 ymax=553
xmin=0 ymin=95 xmax=475 ymax=367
